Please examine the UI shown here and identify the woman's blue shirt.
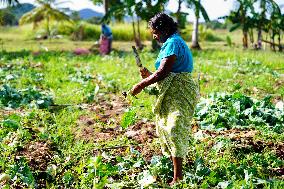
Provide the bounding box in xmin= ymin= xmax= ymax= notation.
xmin=155 ymin=33 xmax=193 ymax=73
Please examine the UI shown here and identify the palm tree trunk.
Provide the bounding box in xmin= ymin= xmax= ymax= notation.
xmin=103 ymin=0 xmax=108 ymax=15
xmin=243 ymin=30 xmax=248 ymax=49
xmin=257 ymin=28 xmax=262 ymax=49
xmin=191 ymin=4 xmax=201 ymax=50
xmin=136 ymin=17 xmax=143 ymax=50
xmin=46 ymin=16 xmax=50 ymax=39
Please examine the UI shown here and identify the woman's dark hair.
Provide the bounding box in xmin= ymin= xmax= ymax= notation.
xmin=148 ymin=13 xmax=178 ymax=36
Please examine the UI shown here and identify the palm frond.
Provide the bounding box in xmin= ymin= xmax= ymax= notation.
xmin=19 ymin=6 xmax=45 ymax=27
xmin=199 ymin=4 xmax=210 ymax=22
xmin=229 ymin=23 xmax=241 ymax=32
xmin=19 ymin=3 xmax=70 ymax=27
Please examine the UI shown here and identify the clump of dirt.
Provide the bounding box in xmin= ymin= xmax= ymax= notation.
xmin=135 ymin=143 xmax=163 ymax=162
xmin=0 ymin=108 xmax=26 ymax=118
xmin=125 ymin=121 xmax=157 ymax=143
xmin=74 ymin=114 xmax=122 ymax=142
xmin=233 ymin=138 xmax=284 ymax=160
xmin=18 ymin=141 xmax=52 ymax=172
xmin=75 ymin=94 xmax=161 ymax=161
xmin=93 ymin=126 xmax=121 ymax=143
xmin=124 ymin=121 xmax=160 ymax=161
xmin=274 ymin=79 xmax=284 ymax=89
xmin=78 ymin=115 xmax=95 ymax=126
xmin=73 ymin=115 xmax=96 ymax=141
xmin=16 ymin=141 xmax=54 ymax=188
xmin=74 ymin=94 xmax=129 ymax=142
xmin=90 ymin=94 xmax=128 ymax=124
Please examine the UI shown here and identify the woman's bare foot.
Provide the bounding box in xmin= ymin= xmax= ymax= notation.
xmin=169 ymin=177 xmax=182 ymax=186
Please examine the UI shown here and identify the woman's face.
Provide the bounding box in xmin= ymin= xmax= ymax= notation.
xmin=150 ymin=28 xmax=166 ymax=43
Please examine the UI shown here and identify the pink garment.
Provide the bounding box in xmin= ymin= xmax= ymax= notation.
xmin=99 ymin=36 xmax=111 ymax=55
xmin=74 ymin=48 xmax=91 ymax=55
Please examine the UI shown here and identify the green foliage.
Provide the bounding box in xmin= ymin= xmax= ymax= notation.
xmin=201 ymin=29 xmax=223 ymax=42
xmin=182 ymin=25 xmax=223 ymax=42
xmin=195 ymin=92 xmax=284 ymax=132
xmin=226 ymin=35 xmax=232 ymax=47
xmin=19 ymin=0 xmax=71 ymax=38
xmin=120 ymin=108 xmax=136 ymax=129
xmin=0 ymin=9 xmax=17 ymax=26
xmin=205 ymin=20 xmax=227 ymax=29
xmin=0 ymin=3 xmax=35 ymax=26
xmin=0 ymin=84 xmax=54 ymax=108
xmin=149 ymin=155 xmax=172 ymax=182
xmin=8 ymin=157 xmax=35 ymax=187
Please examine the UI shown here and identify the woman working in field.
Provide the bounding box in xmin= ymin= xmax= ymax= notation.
xmin=130 ymin=13 xmax=199 ymax=185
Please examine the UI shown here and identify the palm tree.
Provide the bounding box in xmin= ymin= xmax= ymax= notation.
xmin=186 ymin=0 xmax=210 ymax=50
xmin=19 ymin=0 xmax=70 ymax=38
xmin=0 ymin=0 xmax=18 ymax=5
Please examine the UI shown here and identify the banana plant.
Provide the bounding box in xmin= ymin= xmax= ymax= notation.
xmin=255 ymin=0 xmax=281 ymax=49
xmin=19 ymin=0 xmax=70 ymax=39
xmin=224 ymin=0 xmax=256 ymax=49
xmin=268 ymin=5 xmax=283 ymax=51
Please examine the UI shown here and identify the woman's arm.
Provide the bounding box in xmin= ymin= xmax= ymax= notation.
xmin=140 ymin=67 xmax=152 ymax=79
xmin=131 ymin=55 xmax=176 ymax=96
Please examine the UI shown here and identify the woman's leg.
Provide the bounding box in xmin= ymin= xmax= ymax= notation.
xmin=170 ymin=157 xmax=183 ymax=185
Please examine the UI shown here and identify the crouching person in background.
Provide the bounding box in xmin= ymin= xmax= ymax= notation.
xmin=99 ymin=23 xmax=113 ymax=55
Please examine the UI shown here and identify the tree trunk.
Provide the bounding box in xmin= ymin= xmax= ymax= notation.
xmin=132 ymin=16 xmax=136 ymax=40
xmin=257 ymin=28 xmax=262 ymax=49
xmin=46 ymin=16 xmax=50 ymax=39
xmin=132 ymin=15 xmax=142 ymax=50
xmin=249 ymin=28 xmax=254 ymax=47
xmin=271 ymin=35 xmax=276 ymax=51
xmin=136 ymin=17 xmax=144 ymax=50
xmin=103 ymin=0 xmax=108 ymax=15
xmin=191 ymin=7 xmax=201 ymax=50
xmin=176 ymin=0 xmax=182 ymax=29
xmin=243 ymin=30 xmax=248 ymax=49
xmin=278 ymin=32 xmax=282 ymax=52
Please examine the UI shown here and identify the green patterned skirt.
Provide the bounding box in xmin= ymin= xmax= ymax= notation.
xmin=153 ymin=72 xmax=199 ymax=158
